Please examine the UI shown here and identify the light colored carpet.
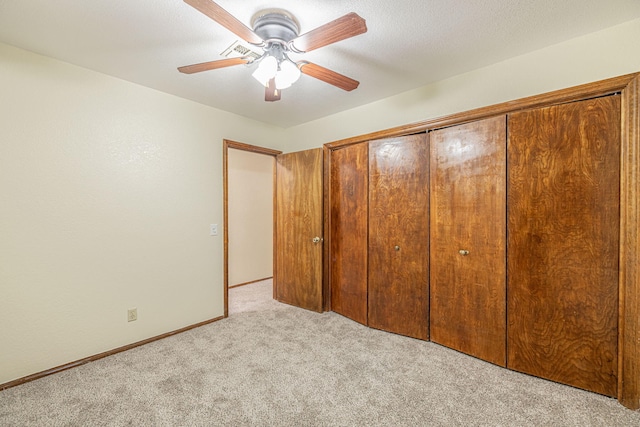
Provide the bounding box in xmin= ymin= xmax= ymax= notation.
xmin=229 ymin=278 xmax=280 ymax=315
xmin=1 ymin=279 xmax=639 ymax=426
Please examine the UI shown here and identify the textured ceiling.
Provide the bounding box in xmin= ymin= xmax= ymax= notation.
xmin=1 ymin=0 xmax=640 ymax=128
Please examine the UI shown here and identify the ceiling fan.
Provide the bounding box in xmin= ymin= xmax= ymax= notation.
xmin=178 ymin=0 xmax=367 ymax=102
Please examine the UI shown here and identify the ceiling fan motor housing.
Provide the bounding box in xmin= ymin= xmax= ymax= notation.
xmin=252 ymin=12 xmax=300 ymax=44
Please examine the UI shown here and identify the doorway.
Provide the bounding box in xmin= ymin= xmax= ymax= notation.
xmin=223 ymin=140 xmax=282 ymax=317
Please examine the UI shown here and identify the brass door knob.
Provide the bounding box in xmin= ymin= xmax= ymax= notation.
xmin=394 ymin=245 xmax=401 ymax=251
xmin=459 ymin=249 xmax=469 ymax=256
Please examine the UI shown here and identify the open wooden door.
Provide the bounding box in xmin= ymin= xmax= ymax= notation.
xmin=275 ymin=148 xmax=324 ymax=312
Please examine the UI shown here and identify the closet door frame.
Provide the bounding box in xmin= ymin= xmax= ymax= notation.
xmin=324 ymin=72 xmax=640 ymax=410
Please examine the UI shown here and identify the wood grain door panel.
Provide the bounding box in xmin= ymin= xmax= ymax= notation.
xmin=430 ymin=116 xmax=507 ymax=366
xmin=330 ymin=143 xmax=368 ymax=324
xmin=275 ymin=148 xmax=323 ymax=312
xmin=368 ymin=134 xmax=429 ymax=340
xmin=507 ymin=95 xmax=620 ymax=396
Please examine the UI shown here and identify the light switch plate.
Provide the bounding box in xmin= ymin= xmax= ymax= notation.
xmin=210 ymin=224 xmax=218 ymax=236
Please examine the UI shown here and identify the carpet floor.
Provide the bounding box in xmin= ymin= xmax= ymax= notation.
xmin=1 ymin=279 xmax=639 ymax=426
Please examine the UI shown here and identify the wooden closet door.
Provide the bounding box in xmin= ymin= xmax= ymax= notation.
xmin=368 ymin=134 xmax=429 ymax=340
xmin=330 ymin=143 xmax=368 ymax=325
xmin=430 ymin=116 xmax=507 ymax=366
xmin=507 ymin=95 xmax=620 ymax=397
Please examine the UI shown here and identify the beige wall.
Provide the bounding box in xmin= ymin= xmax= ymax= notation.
xmin=2 ymin=16 xmax=640 ymax=386
xmin=228 ymin=149 xmax=273 ymax=285
xmin=0 ymin=42 xmax=284 ymax=384
xmin=282 ymin=18 xmax=640 ymax=152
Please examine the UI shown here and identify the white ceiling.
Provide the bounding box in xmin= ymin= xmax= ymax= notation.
xmin=1 ymin=0 xmax=640 ymax=128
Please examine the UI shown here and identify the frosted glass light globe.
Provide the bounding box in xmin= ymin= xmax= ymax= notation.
xmin=275 ymin=59 xmax=301 ymax=90
xmin=252 ymin=55 xmax=278 ymax=86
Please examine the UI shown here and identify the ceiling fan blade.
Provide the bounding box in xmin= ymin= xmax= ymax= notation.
xmin=299 ymin=62 xmax=360 ymax=91
xmin=290 ymin=12 xmax=367 ymax=53
xmin=184 ymin=0 xmax=263 ymax=45
xmin=265 ymin=78 xmax=281 ymax=102
xmin=178 ymin=57 xmax=250 ymax=74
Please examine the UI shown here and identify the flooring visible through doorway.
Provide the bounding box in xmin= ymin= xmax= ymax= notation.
xmin=229 ymin=278 xmax=277 ymax=315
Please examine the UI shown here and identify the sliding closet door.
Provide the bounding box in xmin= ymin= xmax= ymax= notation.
xmin=330 ymin=143 xmax=368 ymax=325
xmin=507 ymin=95 xmax=620 ymax=396
xmin=430 ymin=116 xmax=507 ymax=366
xmin=368 ymin=134 xmax=429 ymax=340
xmin=275 ymin=148 xmax=324 ymax=312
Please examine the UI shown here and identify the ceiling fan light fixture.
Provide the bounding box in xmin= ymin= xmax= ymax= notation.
xmin=180 ymin=1 xmax=367 ymax=101
xmin=251 ymin=55 xmax=278 ymax=86
xmin=275 ymin=59 xmax=301 ymax=90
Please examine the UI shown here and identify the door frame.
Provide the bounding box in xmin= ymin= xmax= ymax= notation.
xmin=323 ymin=72 xmax=640 ymax=410
xmin=223 ymin=140 xmax=282 ymax=318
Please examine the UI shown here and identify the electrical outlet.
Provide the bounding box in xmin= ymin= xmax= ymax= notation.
xmin=127 ymin=308 xmax=137 ymax=322
xmin=210 ymin=224 xmax=218 ymax=236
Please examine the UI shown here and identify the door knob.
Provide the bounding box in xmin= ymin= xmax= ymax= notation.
xmin=459 ymin=249 xmax=469 ymax=256
xmin=312 ymin=236 xmax=322 ymax=244
xmin=394 ymin=245 xmax=400 ymax=251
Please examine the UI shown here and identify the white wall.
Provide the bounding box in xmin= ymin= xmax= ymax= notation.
xmin=0 ymin=42 xmax=284 ymax=384
xmin=228 ymin=149 xmax=273 ymax=285
xmin=282 ymin=18 xmax=640 ymax=151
